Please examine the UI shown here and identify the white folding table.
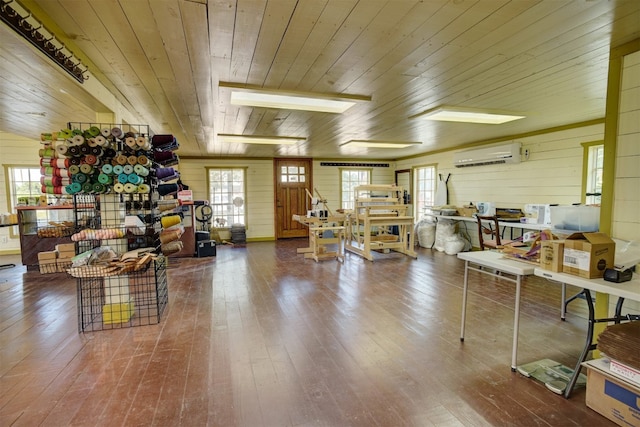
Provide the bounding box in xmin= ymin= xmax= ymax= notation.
xmin=457 ymin=250 xmax=536 ymax=371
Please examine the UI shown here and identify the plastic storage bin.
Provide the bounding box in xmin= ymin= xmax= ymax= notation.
xmin=550 ymin=205 xmax=600 ymax=232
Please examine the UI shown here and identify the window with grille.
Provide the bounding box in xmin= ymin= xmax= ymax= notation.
xmin=207 ymin=168 xmax=246 ymax=227
xmin=414 ymin=165 xmax=436 ymax=217
xmin=585 ymin=144 xmax=603 ymax=205
xmin=5 ymin=166 xmax=43 ymax=208
xmin=340 ymin=169 xmax=371 ymax=209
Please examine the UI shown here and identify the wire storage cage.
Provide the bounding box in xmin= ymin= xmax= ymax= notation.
xmin=74 ymin=255 xmax=168 ymax=332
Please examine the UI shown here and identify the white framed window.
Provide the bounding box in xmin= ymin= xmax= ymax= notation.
xmin=5 ymin=165 xmax=43 ymax=208
xmin=585 ymin=144 xmax=603 ymax=205
xmin=207 ymin=168 xmax=246 ymax=227
xmin=340 ymin=168 xmax=371 ymax=209
xmin=414 ymin=165 xmax=437 ymax=218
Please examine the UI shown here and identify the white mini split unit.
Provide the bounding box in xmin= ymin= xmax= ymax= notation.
xmin=453 ymin=142 xmax=522 ymax=168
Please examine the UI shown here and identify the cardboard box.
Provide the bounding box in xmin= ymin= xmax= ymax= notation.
xmin=585 ymin=360 xmax=640 ymax=427
xmin=540 ymin=240 xmax=564 ymax=272
xmin=562 ymin=232 xmax=615 ymax=279
xmin=37 ymin=251 xmax=57 ymax=261
xmin=610 ymin=359 xmax=640 ymax=388
xmin=55 ymin=243 xmax=75 ymax=252
xmin=39 ymin=259 xmax=57 ymax=274
xmin=57 ymin=250 xmax=76 ymax=259
xmin=457 ymin=206 xmax=477 ymax=217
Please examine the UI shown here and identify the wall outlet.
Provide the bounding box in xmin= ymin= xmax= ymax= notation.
xmin=1 ymin=236 xmax=8 ymax=244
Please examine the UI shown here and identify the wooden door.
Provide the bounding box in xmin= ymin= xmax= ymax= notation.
xmin=274 ymin=158 xmax=312 ymax=239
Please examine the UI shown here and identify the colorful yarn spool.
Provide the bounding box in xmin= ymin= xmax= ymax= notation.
xmin=87 ymin=138 xmax=99 ymax=147
xmin=84 ymin=154 xmax=98 ymax=165
xmin=111 ymin=127 xmax=124 ymax=139
xmin=72 ymin=134 xmax=85 ymax=145
xmin=68 ymin=182 xmax=82 ymax=194
xmin=127 ymin=173 xmax=142 ymax=185
xmin=100 ymin=127 xmax=111 ymax=137
xmin=118 ymin=173 xmax=129 ymax=184
xmin=161 ymin=215 xmax=181 ymax=229
xmin=116 ymin=154 xmax=128 ymax=165
xmin=123 ymin=164 xmax=134 ymax=174
xmin=158 ymin=183 xmax=179 ymax=196
xmin=137 ymin=155 xmax=150 ymax=166
xmin=95 ymin=135 xmax=108 ymax=146
xmin=88 ymin=126 xmax=101 ymax=137
xmin=55 ymin=143 xmax=69 ymax=156
xmin=125 ymin=137 xmax=137 ymax=149
xmin=101 ymin=164 xmax=113 ymax=175
xmin=127 ymin=155 xmax=138 ymax=165
xmin=69 ymin=165 xmax=80 ymax=175
xmin=113 ymin=165 xmax=124 ymax=175
xmin=123 ymin=183 xmax=137 ymax=193
xmin=137 ymin=183 xmax=150 ymax=194
xmin=113 ymin=183 xmax=125 ymax=193
xmin=97 ymin=173 xmax=112 ymax=184
xmin=82 ymin=182 xmax=94 ymax=193
xmin=136 ymin=136 xmax=150 ymax=150
xmin=80 ymin=164 xmax=94 ymax=174
xmin=73 ymin=173 xmax=88 ymax=183
xmin=134 ymin=164 xmax=149 ymax=176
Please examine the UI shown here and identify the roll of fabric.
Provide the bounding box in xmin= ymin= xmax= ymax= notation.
xmin=79 ymin=144 xmax=91 ymax=155
xmin=69 ymin=157 xmax=81 ymax=165
xmin=82 ymin=182 xmax=93 ymax=193
xmin=153 ymin=151 xmax=179 ymax=166
xmin=136 ymin=136 xmax=150 ymax=150
xmin=127 ymin=173 xmax=142 ymax=185
xmin=90 ymin=147 xmax=103 ymax=157
xmin=67 ymin=146 xmax=81 ymax=157
xmin=123 ymin=183 xmax=137 ymax=193
xmin=133 ymin=164 xmax=149 ymax=176
xmin=94 ymin=135 xmax=108 ymax=147
xmin=51 ymin=158 xmax=70 ymax=168
xmin=123 ymin=164 xmax=134 ymax=174
xmin=156 ymin=167 xmax=176 ymax=180
xmin=160 ymin=229 xmax=182 ymax=244
xmin=113 ymin=165 xmax=124 ymax=175
xmin=113 ymin=183 xmax=125 ymax=193
xmin=69 ymin=165 xmax=81 ymax=175
xmin=87 ymin=137 xmax=99 ymax=147
xmin=137 ymin=183 xmax=150 ymax=194
xmin=161 ymin=215 xmax=181 ymax=229
xmin=111 ymin=127 xmax=124 ymax=139
xmin=73 ymin=173 xmax=88 ymax=183
xmin=80 ymin=164 xmax=94 ymax=174
xmin=41 ymin=176 xmax=71 ymax=186
xmin=88 ymin=126 xmax=101 ymax=137
xmin=157 ymin=199 xmax=180 ymax=212
xmin=84 ymin=154 xmax=98 ymax=165
xmin=137 ymin=155 xmax=150 ymax=166
xmin=127 ymin=155 xmax=138 ymax=165
xmin=72 ymin=134 xmax=85 ymax=145
xmin=125 ymin=137 xmax=137 ymax=149
xmin=116 ymin=154 xmax=128 ymax=165
xmin=101 ymin=164 xmax=113 ymax=175
xmin=161 ymin=240 xmax=183 ymax=256
xmin=118 ymin=173 xmax=129 ymax=184
xmin=92 ymin=183 xmax=106 ymax=193
xmin=151 ymin=134 xmax=175 ymax=147
xmin=66 ymin=182 xmax=81 ymax=194
xmin=158 ymin=183 xmax=179 ymax=196
xmin=100 ymin=127 xmax=111 ymax=137
xmin=39 ymin=148 xmax=56 ymax=158
xmin=55 ymin=143 xmax=69 ymax=156
xmin=97 ymin=173 xmax=112 ymax=184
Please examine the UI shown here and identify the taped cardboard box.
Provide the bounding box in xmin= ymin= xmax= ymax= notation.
xmin=584 ymin=359 xmax=640 ymax=427
xmin=562 ymin=232 xmax=615 ymax=279
xmin=540 ymin=240 xmax=564 ymax=272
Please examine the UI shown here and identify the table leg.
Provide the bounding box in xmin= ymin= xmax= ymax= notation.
xmin=460 ymin=260 xmax=469 ymax=342
xmin=564 ymin=289 xmax=595 ymax=398
xmin=561 ymin=283 xmax=567 ymax=320
xmin=511 ymin=274 xmax=522 ymax=371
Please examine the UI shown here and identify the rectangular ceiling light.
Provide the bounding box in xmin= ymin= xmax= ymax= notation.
xmin=220 ymin=82 xmax=370 ymax=113
xmin=341 ymin=140 xmax=422 ymax=148
xmin=218 ymin=134 xmax=305 ymax=145
xmin=410 ymin=106 xmax=525 ymax=124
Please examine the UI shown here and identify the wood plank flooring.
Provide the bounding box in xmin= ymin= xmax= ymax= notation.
xmin=0 ymin=241 xmax=615 ymax=426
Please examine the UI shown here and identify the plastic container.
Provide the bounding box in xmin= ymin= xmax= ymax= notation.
xmin=550 ymin=205 xmax=600 ymax=232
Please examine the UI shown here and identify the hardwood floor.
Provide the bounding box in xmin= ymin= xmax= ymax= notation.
xmin=0 ymin=241 xmax=615 ymax=426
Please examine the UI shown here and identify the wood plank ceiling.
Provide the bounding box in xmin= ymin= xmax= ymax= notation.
xmin=1 ymin=0 xmax=639 ymax=159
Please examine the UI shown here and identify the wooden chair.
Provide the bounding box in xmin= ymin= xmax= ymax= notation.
xmin=476 ymin=215 xmax=517 ymax=250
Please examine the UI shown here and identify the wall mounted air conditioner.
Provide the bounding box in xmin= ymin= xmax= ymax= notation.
xmin=453 ymin=142 xmax=521 ymax=168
